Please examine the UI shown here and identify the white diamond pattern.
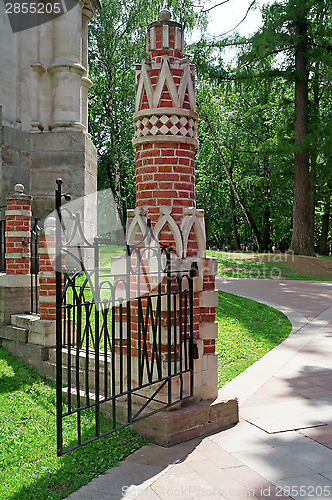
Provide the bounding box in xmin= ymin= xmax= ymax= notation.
xmin=134 ymin=114 xmax=197 ymax=139
xmin=150 ymin=115 xmax=158 ymax=125
xmin=160 ymin=124 xmax=169 ymax=135
xmin=160 ymin=115 xmax=169 ymax=124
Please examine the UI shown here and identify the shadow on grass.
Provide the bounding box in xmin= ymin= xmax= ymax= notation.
xmin=0 ymin=347 xmax=147 ymax=500
xmin=7 ymin=427 xmax=147 ymax=500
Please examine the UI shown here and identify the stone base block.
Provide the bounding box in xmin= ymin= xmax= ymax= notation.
xmin=0 ymin=273 xmax=32 ymax=325
xmin=0 ymin=325 xmax=28 ymax=343
xmin=1 ymin=338 xmax=49 ymax=372
xmin=11 ymin=313 xmax=56 ymax=346
xmin=102 ymin=395 xmax=239 ymax=447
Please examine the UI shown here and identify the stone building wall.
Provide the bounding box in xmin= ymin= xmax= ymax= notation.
xmin=0 ymin=0 xmax=100 ymax=220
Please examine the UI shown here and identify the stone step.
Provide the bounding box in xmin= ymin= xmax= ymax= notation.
xmin=10 ymin=313 xmax=55 ymax=346
xmin=11 ymin=313 xmax=40 ymax=329
xmin=1 ymin=338 xmax=50 ymax=372
xmin=1 ymin=325 xmax=28 ymax=343
xmin=40 ymin=360 xmax=56 ymax=382
xmin=48 ymin=346 xmax=112 ymax=373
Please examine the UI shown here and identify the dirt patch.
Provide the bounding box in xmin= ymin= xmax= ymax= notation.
xmin=261 ymin=254 xmax=332 ymax=280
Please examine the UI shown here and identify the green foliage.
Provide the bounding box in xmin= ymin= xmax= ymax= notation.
xmin=0 ymin=348 xmax=147 ymax=500
xmin=88 ymin=0 xmax=331 ymax=253
xmin=89 ymin=0 xmax=207 ymax=223
xmin=216 ymin=291 xmax=291 ymax=386
xmin=191 ymin=0 xmax=331 ymax=253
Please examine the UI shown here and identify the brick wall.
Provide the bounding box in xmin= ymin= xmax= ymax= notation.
xmin=5 ymin=184 xmax=32 ymax=275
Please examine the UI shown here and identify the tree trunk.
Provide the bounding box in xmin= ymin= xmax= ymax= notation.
xmin=230 ymin=191 xmax=241 ymax=250
xmin=229 ymin=163 xmax=241 ymax=250
xmin=262 ymin=156 xmax=271 ymax=252
xmin=308 ymin=61 xmax=320 ymax=253
xmin=309 ymin=167 xmax=316 ymax=251
xmin=288 ymin=4 xmax=315 ymax=256
xmin=319 ymin=181 xmax=331 ymax=255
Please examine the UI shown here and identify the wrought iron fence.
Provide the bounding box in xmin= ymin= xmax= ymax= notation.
xmin=30 ymin=218 xmax=40 ymax=314
xmin=55 ymin=179 xmax=198 ymax=455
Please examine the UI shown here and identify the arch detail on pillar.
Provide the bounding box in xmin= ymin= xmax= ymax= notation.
xmin=180 ymin=208 xmax=206 ymax=258
xmin=127 ymin=207 xmax=148 ymax=246
xmin=153 ymin=206 xmax=183 ymax=258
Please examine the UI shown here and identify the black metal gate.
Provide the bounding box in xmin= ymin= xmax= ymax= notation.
xmin=55 ymin=179 xmax=198 ymax=456
xmin=30 ymin=218 xmax=40 ymax=314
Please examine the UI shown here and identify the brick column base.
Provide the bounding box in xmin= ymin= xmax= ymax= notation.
xmin=5 ymin=184 xmax=32 ymax=275
xmin=38 ymin=218 xmax=56 ymax=320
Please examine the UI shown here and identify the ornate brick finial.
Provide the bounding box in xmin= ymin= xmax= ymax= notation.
xmin=14 ymin=183 xmax=25 ymax=194
xmin=159 ymin=9 xmax=171 ymax=21
xmin=146 ymin=9 xmax=184 ymax=62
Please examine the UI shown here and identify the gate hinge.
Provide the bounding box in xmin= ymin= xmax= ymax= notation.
xmin=192 ymin=342 xmax=199 ymax=360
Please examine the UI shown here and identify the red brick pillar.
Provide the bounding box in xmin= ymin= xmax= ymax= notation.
xmin=38 ymin=217 xmax=56 ymax=320
xmin=129 ymin=10 xmax=219 ymax=401
xmin=133 ymin=10 xmax=197 ymax=227
xmin=5 ymin=184 xmax=32 ymax=275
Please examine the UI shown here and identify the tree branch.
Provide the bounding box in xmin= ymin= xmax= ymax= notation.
xmin=216 ymin=0 xmax=257 ymax=37
xmin=200 ymin=0 xmax=231 ymax=14
xmin=197 ymin=98 xmax=263 ymax=250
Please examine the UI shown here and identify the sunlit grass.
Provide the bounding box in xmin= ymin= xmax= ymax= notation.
xmin=216 ymin=291 xmax=291 ymax=386
xmin=0 ymin=348 xmax=147 ymax=500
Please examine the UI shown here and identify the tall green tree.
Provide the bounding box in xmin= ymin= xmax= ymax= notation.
xmin=192 ymin=0 xmax=331 ymax=254
xmin=238 ymin=0 xmax=331 ymax=255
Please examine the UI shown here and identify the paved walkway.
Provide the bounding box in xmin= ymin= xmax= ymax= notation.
xmin=67 ymin=279 xmax=332 ymax=500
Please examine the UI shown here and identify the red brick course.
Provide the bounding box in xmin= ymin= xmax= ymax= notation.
xmin=5 ymin=195 xmax=32 ymax=275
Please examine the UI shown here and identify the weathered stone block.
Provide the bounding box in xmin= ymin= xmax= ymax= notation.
xmin=0 ymin=279 xmax=31 ymax=325
xmin=199 ymin=290 xmax=218 ymax=308
xmin=199 ymin=321 xmax=219 ymax=340
xmin=1 ymin=339 xmax=49 ymax=371
xmin=11 ymin=314 xmax=56 ymax=346
xmin=3 ymin=127 xmax=30 ymax=151
xmin=203 ymin=257 xmax=218 ymax=276
xmin=0 ymin=325 xmax=28 ymax=343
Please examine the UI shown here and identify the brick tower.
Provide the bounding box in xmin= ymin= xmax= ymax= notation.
xmin=128 ymin=10 xmax=221 ymax=402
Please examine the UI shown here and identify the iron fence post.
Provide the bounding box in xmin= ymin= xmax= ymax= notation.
xmin=55 ymin=178 xmax=63 ymax=456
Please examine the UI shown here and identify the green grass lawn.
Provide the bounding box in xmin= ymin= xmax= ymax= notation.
xmin=0 ymin=285 xmax=292 ymax=498
xmin=207 ymin=250 xmax=332 ymax=281
xmin=0 ymin=348 xmax=147 ymax=500
xmin=216 ymin=291 xmax=292 ymax=386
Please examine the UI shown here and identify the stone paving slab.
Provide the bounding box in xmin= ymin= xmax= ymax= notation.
xmin=66 ymin=279 xmax=332 ymax=500
xmin=216 ymin=278 xmax=332 ymax=321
